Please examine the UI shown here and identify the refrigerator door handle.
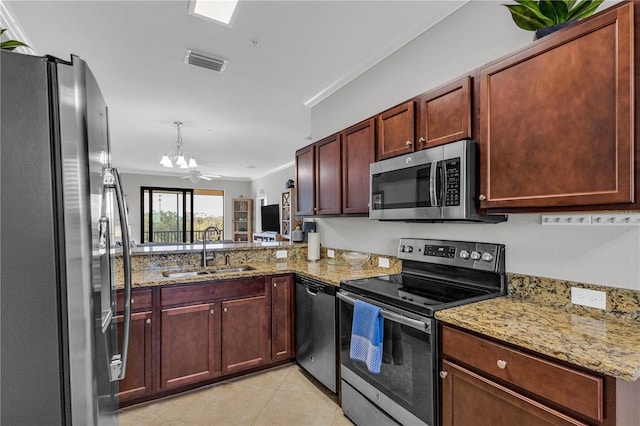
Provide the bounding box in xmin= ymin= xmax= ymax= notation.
xmin=98 ymin=216 xmax=115 ymax=334
xmin=104 ymin=167 xmax=132 ymax=382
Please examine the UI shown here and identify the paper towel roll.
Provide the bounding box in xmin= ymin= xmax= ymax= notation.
xmin=307 ymin=231 xmax=320 ymax=261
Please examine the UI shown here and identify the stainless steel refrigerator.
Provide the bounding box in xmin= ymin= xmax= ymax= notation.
xmin=1 ymin=51 xmax=133 ymax=425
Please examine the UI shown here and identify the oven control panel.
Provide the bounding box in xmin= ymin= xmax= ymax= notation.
xmin=398 ymin=238 xmax=505 ymax=272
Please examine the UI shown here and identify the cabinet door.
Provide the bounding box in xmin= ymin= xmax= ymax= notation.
xmin=315 ymin=133 xmax=342 ymax=215
xmin=479 ymin=4 xmax=634 ymax=210
xmin=270 ymin=275 xmax=295 ymax=361
xmin=221 ymin=295 xmax=269 ymax=374
xmin=342 ymin=118 xmax=375 ymax=214
xmin=116 ymin=311 xmax=153 ymax=402
xmin=295 ymin=145 xmax=315 ymax=216
xmin=441 ymin=360 xmax=584 ymax=426
xmin=417 ymin=75 xmax=472 ymax=149
xmin=160 ymin=302 xmax=217 ymax=390
xmin=376 ymin=101 xmax=415 ymax=160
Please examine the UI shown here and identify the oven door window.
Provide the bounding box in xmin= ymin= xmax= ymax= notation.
xmin=371 ymin=162 xmax=435 ymax=210
xmin=340 ymin=301 xmax=434 ymax=424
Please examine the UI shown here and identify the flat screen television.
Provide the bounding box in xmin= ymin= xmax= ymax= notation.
xmin=261 ymin=204 xmax=280 ymax=233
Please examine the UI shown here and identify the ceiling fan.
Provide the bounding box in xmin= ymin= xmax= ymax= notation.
xmin=180 ymin=168 xmax=221 ymax=183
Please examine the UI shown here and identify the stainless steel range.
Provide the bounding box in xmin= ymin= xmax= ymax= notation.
xmin=338 ymin=238 xmax=506 ymax=426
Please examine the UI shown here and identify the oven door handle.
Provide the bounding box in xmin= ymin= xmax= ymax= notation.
xmin=337 ymin=292 xmax=431 ymax=333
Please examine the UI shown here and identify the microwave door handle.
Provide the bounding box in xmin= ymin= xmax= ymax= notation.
xmin=438 ymin=160 xmax=446 ymax=207
xmin=104 ymin=167 xmax=132 ymax=381
xmin=429 ymin=161 xmax=438 ymax=207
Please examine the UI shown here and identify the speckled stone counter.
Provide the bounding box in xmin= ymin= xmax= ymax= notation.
xmin=115 ymin=244 xmax=401 ymax=288
xmin=437 ymin=285 xmax=640 ymax=382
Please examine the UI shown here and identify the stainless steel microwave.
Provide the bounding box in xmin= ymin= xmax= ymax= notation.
xmin=369 ymin=139 xmax=506 ymax=223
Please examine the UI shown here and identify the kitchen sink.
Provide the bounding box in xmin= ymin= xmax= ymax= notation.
xmin=210 ymin=266 xmax=256 ymax=273
xmin=162 ymin=265 xmax=255 ymax=278
xmin=162 ymin=270 xmax=211 ymax=278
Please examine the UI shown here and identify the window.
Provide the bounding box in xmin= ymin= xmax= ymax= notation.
xmin=141 ymin=187 xmax=224 ymax=243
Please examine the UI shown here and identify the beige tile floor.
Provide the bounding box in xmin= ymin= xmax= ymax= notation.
xmin=119 ymin=363 xmax=354 ymax=426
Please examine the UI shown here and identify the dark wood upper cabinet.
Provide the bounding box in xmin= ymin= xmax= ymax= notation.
xmin=376 ymin=101 xmax=415 ymax=160
xmin=342 ymin=118 xmax=376 ymax=214
xmin=478 ymin=3 xmax=634 ymax=210
xmin=295 ymin=144 xmax=315 ymax=216
xmin=417 ymin=75 xmax=472 ymax=150
xmin=315 ymin=133 xmax=342 ymax=215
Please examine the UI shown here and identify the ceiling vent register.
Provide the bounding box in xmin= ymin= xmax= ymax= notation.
xmin=184 ymin=49 xmax=228 ymax=73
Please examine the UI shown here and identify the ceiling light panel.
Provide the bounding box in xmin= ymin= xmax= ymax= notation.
xmin=189 ymin=0 xmax=238 ymax=26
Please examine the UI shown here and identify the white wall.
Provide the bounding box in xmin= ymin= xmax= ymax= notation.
xmin=250 ymin=165 xmax=295 ymax=231
xmin=120 ymin=173 xmax=251 ymax=242
xmin=310 ymin=1 xmax=640 ymax=290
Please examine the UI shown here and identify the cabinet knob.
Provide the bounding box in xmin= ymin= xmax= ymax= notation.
xmin=419 ymin=137 xmax=426 ymax=144
xmin=210 ymin=309 xmax=215 ymax=314
xmin=439 ymin=370 xmax=448 ymax=379
xmin=146 ymin=318 xmax=151 ymax=324
xmin=131 ymin=299 xmax=134 ymax=304
xmin=223 ymin=307 xmax=228 ymax=313
xmin=405 ymin=140 xmax=412 ymax=146
xmin=497 ymin=360 xmax=507 ymax=369
xmin=479 ymin=194 xmax=487 ymax=201
xmin=273 ymin=283 xmax=277 ymax=288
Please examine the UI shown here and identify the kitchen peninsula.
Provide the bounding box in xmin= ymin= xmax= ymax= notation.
xmin=113 ymin=242 xmax=399 ymax=407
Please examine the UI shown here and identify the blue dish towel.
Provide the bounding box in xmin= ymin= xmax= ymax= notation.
xmin=350 ymin=299 xmax=384 ymax=374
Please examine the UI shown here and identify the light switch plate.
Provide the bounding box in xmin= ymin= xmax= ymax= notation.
xmin=378 ymin=257 xmax=390 ymax=268
xmin=327 ymin=249 xmax=335 ymax=258
xmin=571 ymin=287 xmax=606 ymax=310
xmin=276 ymin=250 xmax=287 ymax=259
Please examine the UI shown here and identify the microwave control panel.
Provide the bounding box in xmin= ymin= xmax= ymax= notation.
xmin=443 ymin=158 xmax=461 ymax=206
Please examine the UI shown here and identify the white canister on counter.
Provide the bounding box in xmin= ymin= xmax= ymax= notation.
xmin=307 ymin=231 xmax=320 ymax=261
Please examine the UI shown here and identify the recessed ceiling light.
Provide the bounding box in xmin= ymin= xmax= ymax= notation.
xmin=246 ymin=165 xmax=256 ymax=169
xmin=189 ymin=0 xmax=238 ymax=26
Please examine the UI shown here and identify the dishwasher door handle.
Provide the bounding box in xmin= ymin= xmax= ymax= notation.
xmin=306 ymin=287 xmax=319 ymax=296
xmin=337 ymin=291 xmax=431 ymax=333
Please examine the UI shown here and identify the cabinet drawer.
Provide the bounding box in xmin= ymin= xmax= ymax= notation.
xmin=117 ymin=288 xmax=152 ymax=313
xmin=161 ymin=278 xmax=266 ymax=307
xmin=441 ymin=326 xmax=603 ymax=421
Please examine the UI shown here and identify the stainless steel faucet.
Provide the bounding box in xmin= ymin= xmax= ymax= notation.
xmin=202 ymin=226 xmax=221 ymax=267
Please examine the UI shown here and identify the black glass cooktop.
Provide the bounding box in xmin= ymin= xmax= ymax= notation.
xmin=340 ymin=273 xmax=497 ymax=316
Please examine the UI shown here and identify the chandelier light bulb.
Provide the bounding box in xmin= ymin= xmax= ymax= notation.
xmin=188 ymin=158 xmax=198 ymax=168
xmin=160 ymin=154 xmax=173 ymax=167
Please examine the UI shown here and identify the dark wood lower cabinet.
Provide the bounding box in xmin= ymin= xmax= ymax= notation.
xmin=441 ymin=360 xmax=584 ymax=426
xmin=270 ymin=275 xmax=295 ymax=361
xmin=221 ymin=295 xmax=269 ymax=374
xmin=116 ymin=310 xmax=153 ymax=402
xmin=118 ymin=275 xmax=297 ymax=407
xmin=160 ymin=302 xmax=218 ymax=390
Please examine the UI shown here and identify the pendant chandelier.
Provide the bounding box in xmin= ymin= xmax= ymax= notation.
xmin=160 ymin=121 xmax=198 ymax=169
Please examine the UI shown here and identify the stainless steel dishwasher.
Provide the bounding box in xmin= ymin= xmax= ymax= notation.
xmin=295 ymin=275 xmax=337 ymax=393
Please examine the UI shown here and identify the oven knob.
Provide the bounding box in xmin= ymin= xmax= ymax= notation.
xmin=481 ymin=252 xmax=494 ymax=262
xmin=402 ymin=245 xmax=413 ymax=253
xmin=459 ymin=250 xmax=470 ymax=259
xmin=470 ymin=251 xmax=481 ymax=260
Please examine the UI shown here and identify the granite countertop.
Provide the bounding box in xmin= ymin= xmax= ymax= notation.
xmin=436 ymin=296 xmax=640 ymax=382
xmin=123 ymin=259 xmax=399 ymax=289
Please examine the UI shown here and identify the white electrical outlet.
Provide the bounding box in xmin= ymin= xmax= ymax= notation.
xmin=327 ymin=249 xmax=335 ymax=258
xmin=571 ymin=287 xmax=607 ymax=310
xmin=276 ymin=250 xmax=287 ymax=259
xmin=378 ymin=257 xmax=390 ymax=268
xmin=591 ymin=213 xmax=640 ymax=226
xmin=541 ymin=214 xmax=590 ymax=225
